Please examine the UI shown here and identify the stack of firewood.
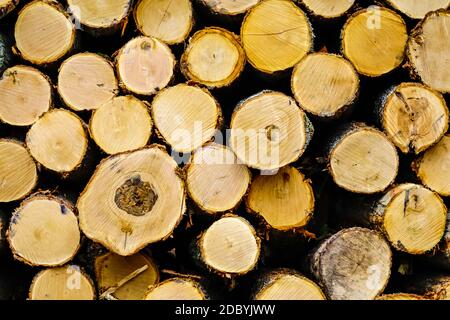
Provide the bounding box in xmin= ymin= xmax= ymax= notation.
xmin=0 ymin=0 xmax=449 ymax=300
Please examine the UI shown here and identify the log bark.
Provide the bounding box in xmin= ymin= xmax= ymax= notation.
xmin=28 ymin=265 xmax=96 ymax=300
xmin=376 ymin=293 xmax=425 ymax=300
xmin=407 ymin=10 xmax=450 ymax=93
xmin=377 ymin=82 xmax=448 ymax=154
xmin=385 ymin=0 xmax=450 ymax=19
xmin=402 ymin=274 xmax=450 ymax=300
xmin=291 ymin=53 xmax=360 ymax=119
xmin=89 ymin=95 xmax=153 ymax=155
xmin=14 ymin=0 xmax=76 ymax=66
xmin=0 ymin=31 xmax=13 ymax=74
xmin=0 ymin=209 xmax=7 ymax=258
xmin=58 ymin=52 xmax=119 ymax=112
xmin=7 ymin=193 xmax=81 ymax=266
xmin=145 ymin=277 xmax=208 ymax=300
xmin=134 ymin=0 xmax=193 ymax=45
xmin=341 ymin=6 xmax=408 ymax=77
xmin=230 ymin=90 xmax=314 ymax=171
xmin=0 ymin=0 xmax=18 ymax=20
xmin=240 ymin=0 xmax=313 ymax=76
xmin=310 ymin=227 xmax=392 ymax=300
xmin=181 ymin=27 xmax=245 ymax=89
xmin=77 ymin=145 xmax=186 ymax=256
xmin=0 ymin=139 xmax=37 ymax=203
xmin=326 ymin=123 xmax=399 ymax=194
xmin=0 ymin=65 xmax=52 ymax=126
xmin=151 ymin=83 xmax=222 ymax=154
xmin=67 ymin=0 xmax=133 ymax=37
xmin=300 ymin=0 xmax=355 ymax=19
xmin=185 ymin=142 xmax=251 ymax=214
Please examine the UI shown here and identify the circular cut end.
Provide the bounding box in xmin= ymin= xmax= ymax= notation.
xmin=145 ymin=278 xmax=207 ymax=300
xmin=182 ymin=27 xmax=245 ymax=88
xmin=201 ymin=0 xmax=260 ymax=15
xmin=0 ymin=140 xmax=37 ymax=203
xmin=230 ymin=91 xmax=311 ymax=171
xmin=302 ymin=0 xmax=355 ymax=18
xmin=29 ymin=266 xmax=95 ymax=300
xmin=381 ymin=184 xmax=447 ymax=254
xmin=67 ymin=0 xmax=131 ymax=29
xmin=386 ymin=0 xmax=450 ymax=19
xmin=415 ymin=135 xmax=450 ymax=196
xmin=90 ymin=96 xmax=152 ymax=155
xmin=186 ymin=143 xmax=251 ymax=213
xmin=255 ymin=273 xmax=326 ymax=300
xmin=15 ymin=1 xmax=75 ymax=65
xmin=408 ymin=10 xmax=450 ymax=93
xmin=8 ymin=195 xmax=80 ymax=266
xmin=26 ymin=109 xmax=88 ymax=173
xmin=376 ymin=293 xmax=424 ymax=300
xmin=200 ymin=216 xmax=260 ymax=275
xmin=292 ymin=53 xmax=359 ymax=117
xmin=117 ymin=36 xmax=175 ymax=96
xmin=330 ymin=126 xmax=398 ymax=194
xmin=342 ymin=7 xmax=408 ymax=77
xmin=77 ymin=146 xmax=185 ymax=256
xmin=95 ymin=252 xmax=159 ymax=300
xmin=247 ymin=166 xmax=314 ymax=230
xmin=0 ymin=65 xmax=51 ymax=126
xmin=151 ymin=84 xmax=221 ymax=153
xmin=382 ymin=83 xmax=448 ymax=154
xmin=58 ymin=53 xmax=118 ymax=111
xmin=134 ymin=0 xmax=192 ymax=45
xmin=314 ymin=227 xmax=392 ymax=300
xmin=241 ymin=0 xmax=312 ymax=74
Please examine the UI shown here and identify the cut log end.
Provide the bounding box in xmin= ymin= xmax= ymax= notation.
xmin=200 ymin=0 xmax=260 ymax=16
xmin=8 ymin=194 xmax=80 ymax=266
xmin=254 ymin=270 xmax=326 ymax=300
xmin=230 ymin=91 xmax=313 ymax=171
xmin=145 ymin=278 xmax=207 ymax=300
xmin=186 ymin=143 xmax=251 ymax=214
xmin=90 ymin=95 xmax=153 ymax=155
xmin=241 ymin=0 xmax=312 ymax=74
xmin=407 ymin=10 xmax=450 ymax=93
xmin=311 ymin=227 xmax=392 ymax=300
xmin=15 ymin=0 xmax=75 ymax=65
xmin=414 ymin=135 xmax=450 ymax=196
xmin=26 ymin=109 xmax=88 ymax=174
xmin=29 ymin=265 xmax=96 ymax=300
xmin=181 ymin=27 xmax=245 ymax=88
xmin=292 ymin=53 xmax=359 ymax=118
xmin=0 ymin=139 xmax=37 ymax=203
xmin=116 ymin=36 xmax=175 ymax=96
xmin=246 ymin=166 xmax=314 ymax=230
xmin=95 ymin=252 xmax=159 ymax=300
xmin=374 ymin=183 xmax=447 ymax=254
xmin=386 ymin=0 xmax=450 ymax=19
xmin=342 ymin=7 xmax=408 ymax=77
xmin=199 ymin=215 xmax=260 ymax=276
xmin=0 ymin=65 xmax=51 ymax=126
xmin=376 ymin=293 xmax=425 ymax=300
xmin=381 ymin=83 xmax=448 ymax=154
xmin=301 ymin=0 xmax=355 ymax=18
xmin=151 ymin=84 xmax=221 ymax=153
xmin=77 ymin=146 xmax=185 ymax=256
xmin=58 ymin=53 xmax=118 ymax=112
xmin=134 ymin=0 xmax=193 ymax=45
xmin=329 ymin=124 xmax=398 ymax=194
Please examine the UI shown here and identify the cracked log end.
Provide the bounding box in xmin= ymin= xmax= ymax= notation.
xmin=29 ymin=265 xmax=95 ymax=300
xmin=8 ymin=194 xmax=80 ymax=266
xmin=246 ymin=166 xmax=314 ymax=230
xmin=77 ymin=145 xmax=185 ymax=256
xmin=342 ymin=6 xmax=407 ymax=77
xmin=241 ymin=0 xmax=312 ymax=74
xmin=90 ymin=95 xmax=152 ymax=155
xmin=134 ymin=0 xmax=193 ymax=45
xmin=116 ymin=36 xmax=175 ymax=96
xmin=386 ymin=0 xmax=450 ymax=19
xmin=58 ymin=53 xmax=118 ymax=112
xmin=311 ymin=227 xmax=392 ymax=300
xmin=0 ymin=65 xmax=51 ymax=126
xmin=145 ymin=278 xmax=207 ymax=300
xmin=186 ymin=143 xmax=251 ymax=214
xmin=301 ymin=0 xmax=355 ymax=18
